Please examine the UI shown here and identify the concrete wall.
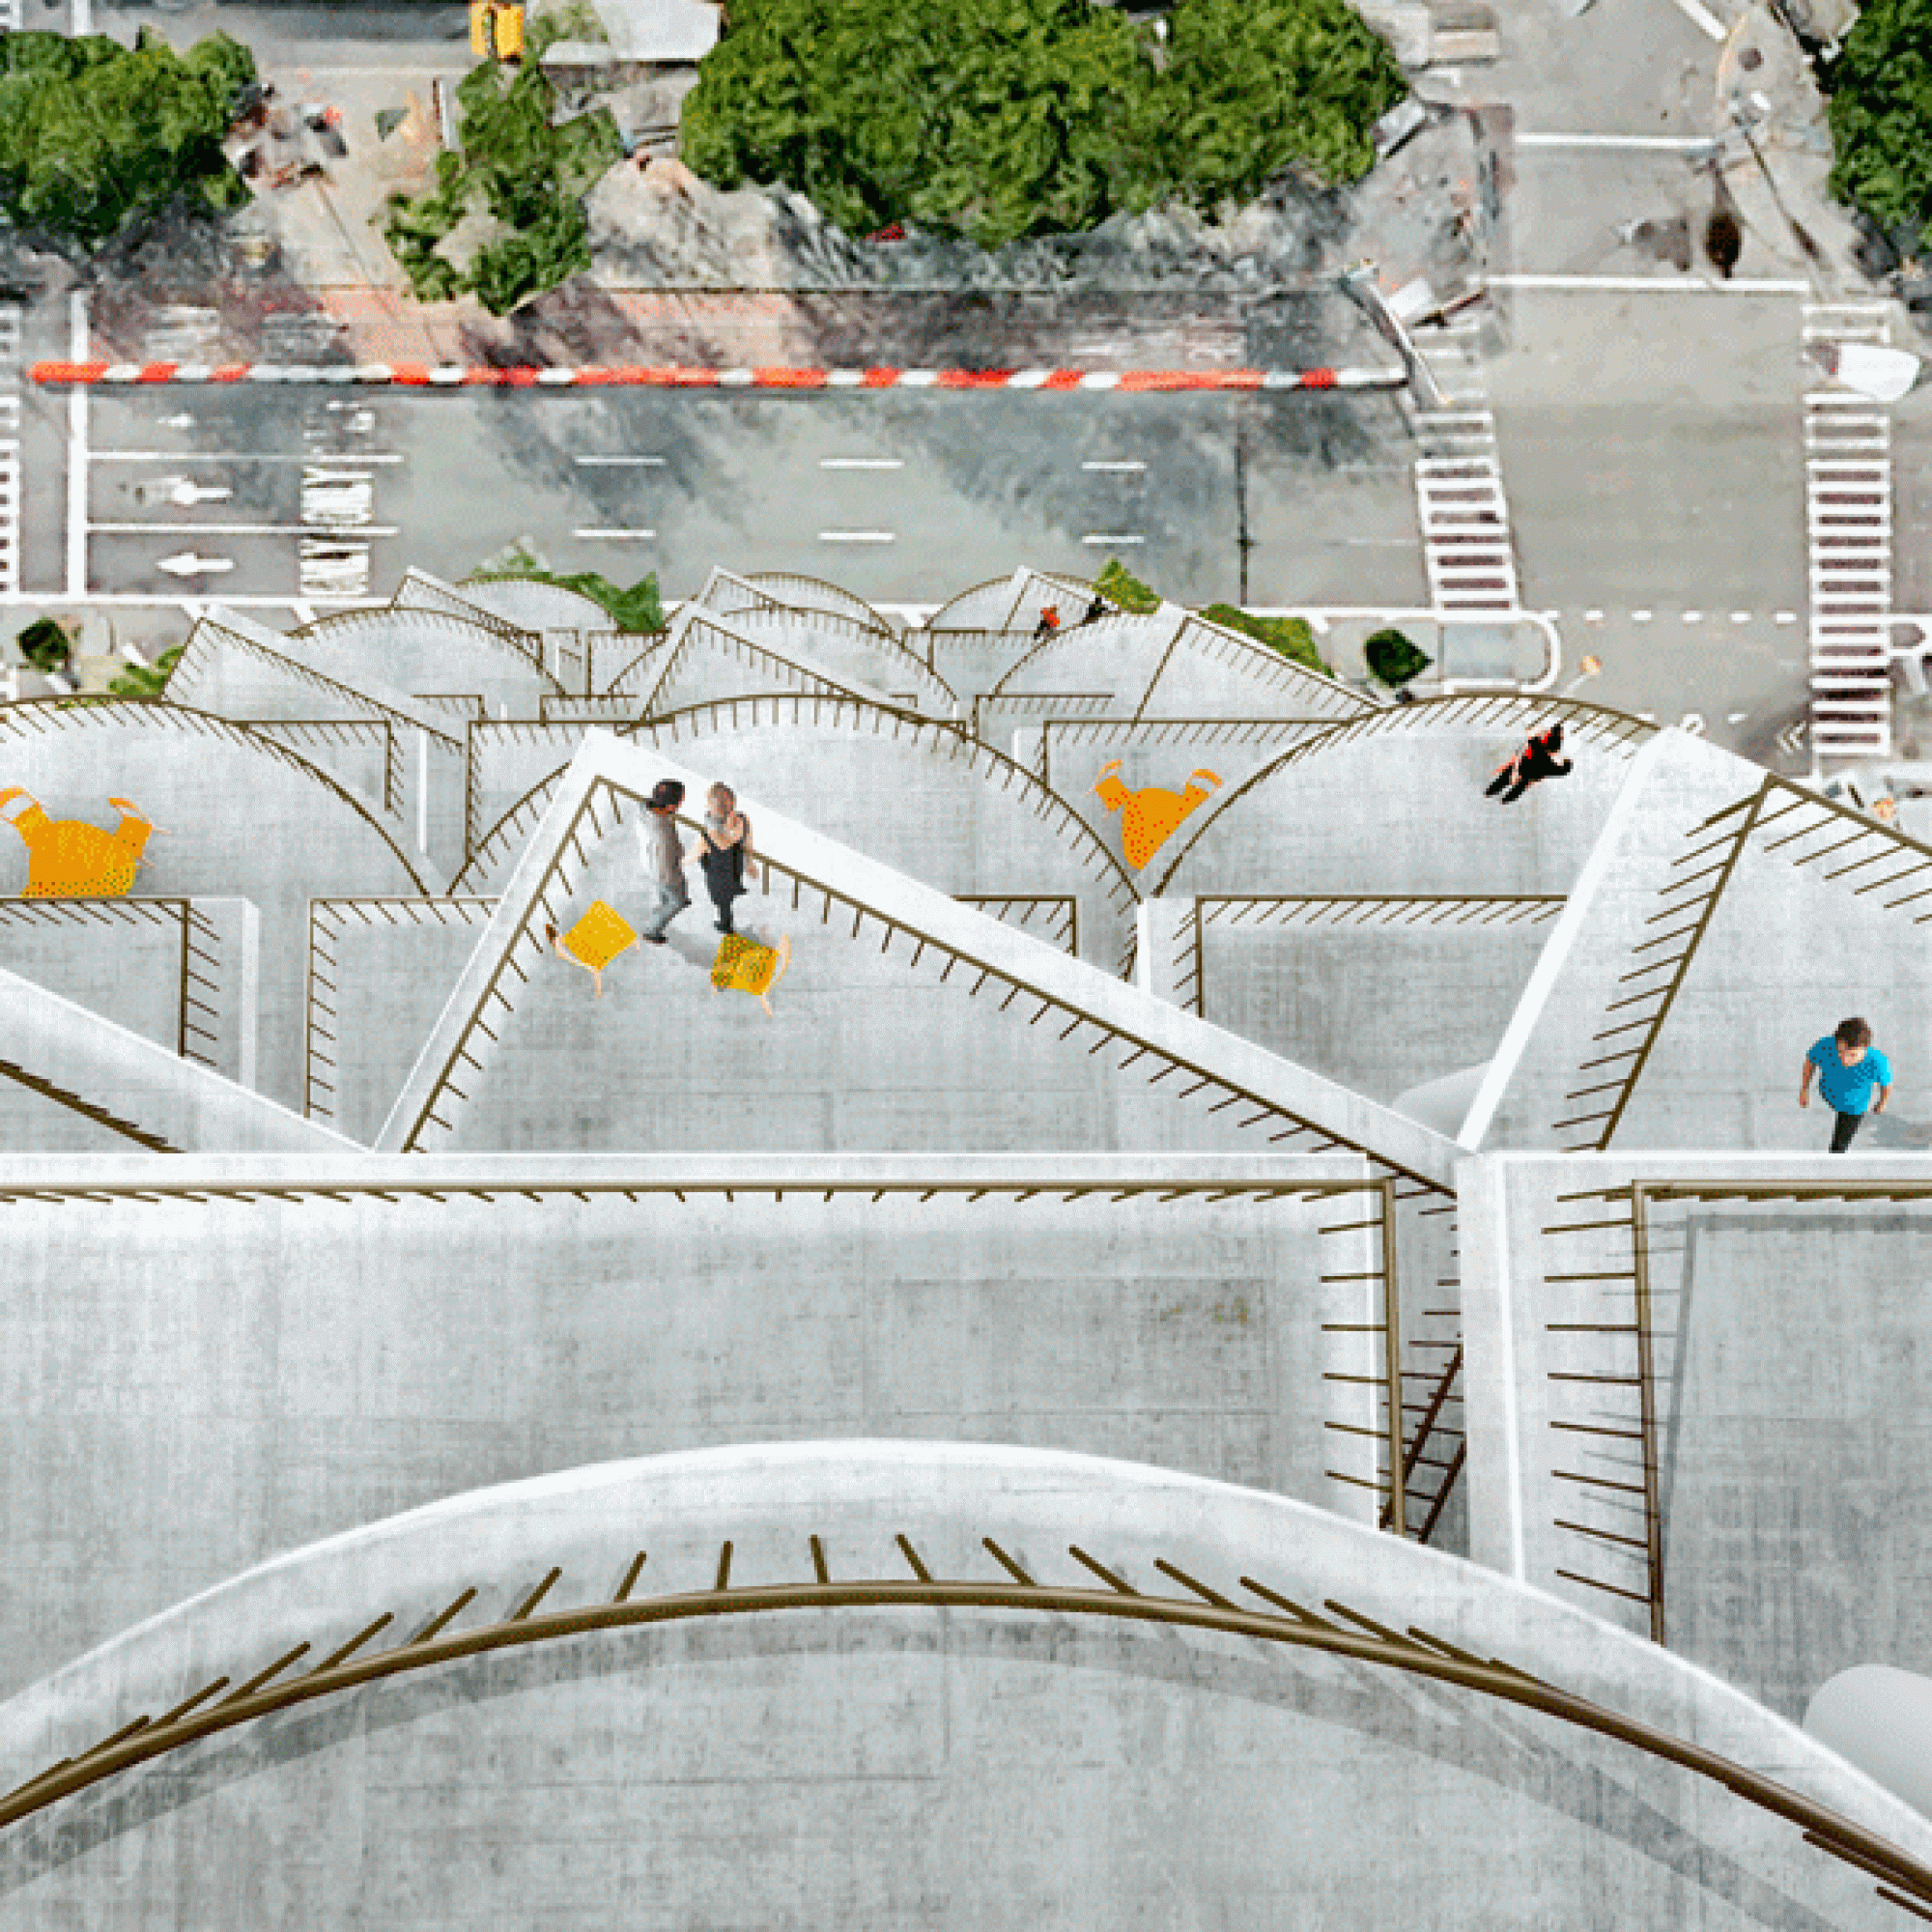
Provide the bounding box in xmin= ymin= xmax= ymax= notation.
xmin=1460 ymin=1152 xmax=1932 ymax=1722
xmin=0 ymin=708 xmax=423 ymax=1112
xmin=0 ymin=1154 xmax=1378 ymax=1699
xmin=291 ymin=607 xmax=557 ymax=711
xmin=0 ymin=1442 xmax=1924 ymax=1930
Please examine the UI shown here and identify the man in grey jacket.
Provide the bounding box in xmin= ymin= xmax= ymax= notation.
xmin=637 ymin=778 xmax=690 ymax=943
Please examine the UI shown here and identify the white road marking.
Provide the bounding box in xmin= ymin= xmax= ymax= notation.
xmin=1082 ymin=533 xmax=1145 ymax=545
xmin=95 ymin=451 xmax=406 ymax=464
xmin=67 ymin=292 xmax=89 ymax=598
xmin=574 ymin=527 xmax=658 ymax=540
xmin=575 ymin=455 xmax=667 ymax=467
xmin=1633 ymin=610 xmax=1654 ymax=622
xmin=1662 ymin=0 xmax=1727 ymax=40
xmin=1775 ymin=611 xmax=1799 ymax=623
xmin=1730 ymin=611 xmax=1752 ymax=622
xmin=1682 ymin=610 xmax=1704 ymax=622
xmin=817 ymin=530 xmax=895 ymax=543
xmin=1727 ymin=712 xmax=1750 ymax=724
xmin=1516 ymin=131 xmax=1719 ymax=150
xmin=1345 ymin=538 xmax=1414 ymax=546
xmin=91 ymin=522 xmax=401 ymax=536
xmin=1082 ymin=460 xmax=1147 ymax=472
xmin=818 ymin=458 xmax=903 ymax=470
xmin=1584 ymin=609 xmax=1605 ymax=621
xmin=1490 ymin=273 xmax=1812 ymax=295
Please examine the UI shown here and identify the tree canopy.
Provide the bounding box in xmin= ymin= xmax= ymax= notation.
xmin=384 ymin=60 xmax=624 ymax=314
xmin=679 ymin=0 xmax=1406 ymax=250
xmin=0 ymin=29 xmax=257 ymax=250
xmin=1822 ymin=0 xmax=1932 ymax=240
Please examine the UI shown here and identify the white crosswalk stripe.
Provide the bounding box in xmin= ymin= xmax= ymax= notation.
xmin=1409 ymin=323 xmax=1522 ymax=615
xmin=0 ymin=0 xmax=20 ymax=32
xmin=1803 ymin=300 xmax=1896 ymax=763
xmin=0 ymin=301 xmax=21 ymax=596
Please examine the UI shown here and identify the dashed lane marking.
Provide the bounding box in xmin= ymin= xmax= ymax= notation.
xmin=574 ymin=528 xmax=658 ymax=540
xmin=817 ymin=530 xmax=896 ymax=543
xmin=1081 ymin=532 xmax=1145 ymax=545
xmin=819 ymin=457 xmax=903 ymax=470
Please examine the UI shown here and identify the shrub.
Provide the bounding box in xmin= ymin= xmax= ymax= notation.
xmin=1095 ymin=558 xmax=1161 ymax=614
xmin=14 ymin=616 xmax=71 ymax=673
xmin=472 ymin=548 xmax=665 ymax=631
xmin=106 ymin=643 xmax=185 ymax=699
xmin=1201 ymin=602 xmax=1333 ymax=677
xmin=1364 ymin=625 xmax=1431 ymax=689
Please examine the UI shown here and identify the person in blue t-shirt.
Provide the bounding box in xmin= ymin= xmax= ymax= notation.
xmin=1800 ymin=1016 xmax=1893 ymax=1152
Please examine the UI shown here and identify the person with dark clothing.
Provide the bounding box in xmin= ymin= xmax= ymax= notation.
xmin=1801 ymin=1016 xmax=1892 ymax=1151
xmin=1032 ymin=605 xmax=1061 ymax=640
xmin=1486 ymin=723 xmax=1574 ymax=803
xmin=635 ymin=778 xmax=690 ymax=943
xmin=1076 ymin=594 xmax=1107 ymax=627
xmin=693 ymin=781 xmax=756 ymax=935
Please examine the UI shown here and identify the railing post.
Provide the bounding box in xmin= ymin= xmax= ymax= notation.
xmin=1630 ymin=1183 xmax=1666 ymax=1645
xmin=1381 ymin=1179 xmax=1407 ymax=1538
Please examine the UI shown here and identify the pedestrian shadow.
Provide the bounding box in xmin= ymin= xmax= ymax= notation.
xmin=1859 ymin=1109 xmax=1932 ymax=1151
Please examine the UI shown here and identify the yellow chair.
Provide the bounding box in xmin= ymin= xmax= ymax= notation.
xmin=1092 ymin=762 xmax=1223 ymax=871
xmin=547 ymin=901 xmax=638 ymax=997
xmin=710 ymin=932 xmax=792 ymax=1017
xmin=0 ymin=789 xmax=162 ymax=899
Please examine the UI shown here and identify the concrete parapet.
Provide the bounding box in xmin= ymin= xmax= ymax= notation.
xmin=1 ymin=1441 xmax=1926 ymax=1928
xmin=1460 ymin=1151 xmax=1932 ymax=1719
xmin=0 ymin=962 xmax=350 ymax=1152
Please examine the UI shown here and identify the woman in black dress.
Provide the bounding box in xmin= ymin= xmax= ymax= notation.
xmin=694 ymin=782 xmax=757 ymax=933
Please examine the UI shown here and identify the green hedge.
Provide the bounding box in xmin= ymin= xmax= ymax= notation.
xmin=1095 ymin=558 xmax=1161 ymax=614
xmin=680 ymin=0 xmax=1406 ymax=251
xmin=1363 ymin=625 xmax=1430 ymax=689
xmin=1201 ymin=602 xmax=1332 ymax=677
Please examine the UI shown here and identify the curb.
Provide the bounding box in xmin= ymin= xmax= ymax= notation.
xmin=29 ymin=360 xmax=1408 ymax=393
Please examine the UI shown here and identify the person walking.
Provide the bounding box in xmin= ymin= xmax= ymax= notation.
xmin=1032 ymin=604 xmax=1062 ymax=640
xmin=636 ymin=777 xmax=691 ymax=944
xmin=1076 ymin=593 xmax=1107 ymax=628
xmin=693 ymin=781 xmax=757 ymax=935
xmin=1801 ymin=1016 xmax=1892 ymax=1152
xmin=1486 ymin=722 xmax=1574 ymax=804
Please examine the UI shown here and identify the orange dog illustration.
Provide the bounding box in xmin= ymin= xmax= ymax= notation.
xmin=0 ymin=789 xmax=163 ymax=897
xmin=1093 ymin=761 xmax=1223 ymax=870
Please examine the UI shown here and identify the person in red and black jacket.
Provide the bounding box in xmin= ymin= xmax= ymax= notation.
xmin=1485 ymin=722 xmax=1573 ymax=804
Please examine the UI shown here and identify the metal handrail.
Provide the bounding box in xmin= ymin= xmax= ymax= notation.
xmin=388 ymin=568 xmax=548 ymax=651
xmin=6 ymin=1538 xmax=1931 ymax=1921
xmin=451 ymin=696 xmax=1142 ymax=954
xmin=1034 ymin=716 xmax=1339 ymax=791
xmin=637 ymin=611 xmax=920 ymax=723
xmin=724 ymin=606 xmax=957 ymax=713
xmin=1143 ymin=693 xmax=1661 ymax=899
xmin=249 ymin=719 xmax=404 ymax=819
xmin=403 ymin=774 xmax=1451 ymax=1190
xmin=293 ymin=603 xmax=555 ymax=690
xmin=745 ymin=570 xmax=895 ymax=632
xmin=0 ymin=697 xmax=431 ymax=897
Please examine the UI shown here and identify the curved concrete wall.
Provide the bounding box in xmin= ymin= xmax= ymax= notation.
xmin=0 ymin=705 xmax=424 ymax=1112
xmin=0 ymin=1442 xmax=1925 ymax=1930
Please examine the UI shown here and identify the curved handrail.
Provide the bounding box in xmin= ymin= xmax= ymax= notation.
xmin=745 ymin=571 xmax=895 ymax=633
xmin=449 ymin=696 xmax=1142 ymax=942
xmin=0 ymin=697 xmax=431 ymax=896
xmin=291 ymin=605 xmax=561 ymax=695
xmin=724 ymin=607 xmax=957 ymax=714
xmin=1143 ymin=693 xmax=1662 ymax=899
xmin=6 ymin=1542 xmax=1929 ymax=1923
xmin=388 ymin=570 xmax=550 ymax=651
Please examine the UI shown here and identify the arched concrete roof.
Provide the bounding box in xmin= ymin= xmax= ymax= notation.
xmin=744 ymin=570 xmax=895 ymax=630
xmin=1147 ymin=696 xmax=1660 ymax=900
xmin=5 ymin=1441 xmax=1925 ymax=1929
xmin=456 ymin=574 xmax=618 ymax=631
xmin=449 ymin=696 xmax=1140 ymax=966
xmin=0 ymin=699 xmax=427 ymax=1112
xmin=712 ymin=608 xmax=956 ymax=717
xmin=289 ymin=605 xmax=562 ymax=704
xmin=929 ymin=565 xmax=1097 ymax=632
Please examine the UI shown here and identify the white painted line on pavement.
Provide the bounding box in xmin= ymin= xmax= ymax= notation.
xmin=817 ymin=530 xmax=895 ymax=543
xmin=67 ymin=292 xmax=88 ymax=599
xmin=1662 ymin=0 xmax=1727 ymax=40
xmin=818 ymin=458 xmax=904 ymax=470
xmin=1083 ymin=460 xmax=1147 ymax=472
xmin=575 ymin=455 xmax=666 ymax=467
xmin=1727 ymin=712 xmax=1750 ymax=724
xmin=574 ymin=528 xmax=657 ymax=540
xmin=1634 ymin=610 xmax=1654 ymax=622
xmin=1584 ymin=609 xmax=1605 ymax=621
xmin=1730 ymin=611 xmax=1752 ymax=622
xmin=1490 ymin=272 xmax=1811 ymax=295
xmin=1683 ymin=611 xmax=1704 ymax=622
xmin=1776 ymin=611 xmax=1800 ymax=623
xmin=96 ymin=451 xmax=406 ymax=464
xmin=91 ymin=522 xmax=402 ymax=536
xmin=1082 ymin=533 xmax=1145 ymax=545
xmin=1516 ymin=131 xmax=1719 ymax=150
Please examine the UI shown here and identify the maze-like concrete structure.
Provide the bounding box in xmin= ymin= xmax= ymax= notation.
xmin=0 ymin=565 xmax=1926 ymax=1927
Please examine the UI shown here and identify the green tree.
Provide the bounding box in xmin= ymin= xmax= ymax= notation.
xmin=1822 ymin=0 xmax=1932 ymax=238
xmin=1095 ymin=558 xmax=1161 ymax=614
xmin=0 ymin=30 xmax=255 ymax=251
xmin=679 ymin=0 xmax=1405 ymax=248
xmin=14 ymin=617 xmax=71 ymax=673
xmin=383 ymin=60 xmax=622 ymax=315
